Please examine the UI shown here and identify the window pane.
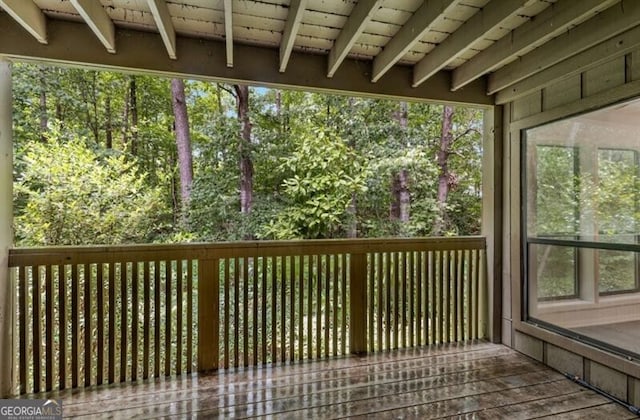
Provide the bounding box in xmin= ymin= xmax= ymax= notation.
xmin=529 ymin=244 xmax=577 ymax=299
xmin=598 ymin=249 xmax=637 ymax=293
xmin=529 ymin=146 xmax=578 ymax=238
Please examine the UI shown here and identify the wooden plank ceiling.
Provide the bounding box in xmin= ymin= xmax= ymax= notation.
xmin=0 ymin=0 xmax=631 ymax=105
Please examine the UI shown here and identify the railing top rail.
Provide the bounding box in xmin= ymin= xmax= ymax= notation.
xmin=8 ymin=236 xmax=486 ymax=267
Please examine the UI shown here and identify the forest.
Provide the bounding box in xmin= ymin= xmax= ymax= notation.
xmin=11 ymin=63 xmax=484 ymax=246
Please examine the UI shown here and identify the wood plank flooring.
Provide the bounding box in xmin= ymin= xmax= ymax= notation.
xmin=34 ymin=341 xmax=637 ymax=419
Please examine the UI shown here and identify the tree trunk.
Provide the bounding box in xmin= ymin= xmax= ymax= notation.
xmin=234 ymin=84 xmax=253 ymax=218
xmin=121 ymin=84 xmax=130 ymax=147
xmin=433 ymin=105 xmax=455 ymax=236
xmin=39 ymin=67 xmax=47 ymax=141
xmin=129 ymin=76 xmax=138 ymax=155
xmin=170 ymin=78 xmax=194 ymax=216
xmin=346 ymin=97 xmax=358 ymax=238
xmin=390 ymin=101 xmax=410 ymax=223
xmin=105 ymin=95 xmax=112 ymax=149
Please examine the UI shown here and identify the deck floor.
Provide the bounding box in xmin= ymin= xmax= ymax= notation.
xmin=40 ymin=341 xmax=636 ymax=419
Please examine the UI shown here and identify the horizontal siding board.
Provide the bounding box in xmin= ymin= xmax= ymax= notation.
xmin=582 ymin=56 xmax=625 ymax=98
xmin=542 ymin=74 xmax=581 ymax=111
xmin=511 ymin=91 xmax=542 ymax=121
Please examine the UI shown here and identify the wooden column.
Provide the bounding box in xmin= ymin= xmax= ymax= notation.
xmin=349 ymin=253 xmax=367 ymax=354
xmin=482 ymin=106 xmax=503 ymax=343
xmin=197 ymin=258 xmax=219 ymax=371
xmin=0 ymin=58 xmax=13 ymax=397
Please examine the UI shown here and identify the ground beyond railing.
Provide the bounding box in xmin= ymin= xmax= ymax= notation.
xmin=8 ymin=237 xmax=486 ymax=395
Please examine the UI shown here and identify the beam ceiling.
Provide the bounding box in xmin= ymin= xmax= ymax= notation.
xmin=147 ymin=0 xmax=176 ymax=60
xmin=69 ymin=0 xmax=116 ymax=54
xmin=280 ymin=0 xmax=307 ymax=73
xmin=327 ymin=0 xmax=384 ymax=78
xmin=0 ymin=0 xmax=635 ymax=107
xmin=371 ymin=0 xmax=458 ymax=83
xmin=0 ymin=0 xmax=47 ymax=44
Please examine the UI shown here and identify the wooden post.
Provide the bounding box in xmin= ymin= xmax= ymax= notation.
xmin=0 ymin=58 xmax=14 ymax=397
xmin=482 ymin=106 xmax=503 ymax=343
xmin=349 ymin=253 xmax=367 ymax=354
xmin=198 ymin=258 xmax=219 ymax=372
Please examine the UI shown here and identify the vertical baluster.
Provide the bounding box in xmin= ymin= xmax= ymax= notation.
xmin=289 ymin=256 xmax=295 ymax=362
xmin=120 ymin=262 xmax=128 ymax=382
xmin=186 ymin=260 xmax=193 ymax=373
xmin=408 ymin=252 xmax=414 ymax=348
xmin=108 ymin=262 xmax=115 ymax=384
xmin=176 ymin=261 xmax=183 ymax=375
xmin=367 ymin=254 xmax=374 ymax=353
xmin=444 ymin=252 xmax=451 ymax=343
xmin=33 ymin=266 xmax=41 ymax=393
xmin=458 ymin=249 xmax=463 ymax=342
xmin=132 ymin=262 xmax=139 ymax=380
xmin=422 ymin=252 xmax=428 ymax=346
xmin=316 ymin=255 xmax=322 ymax=358
xmin=143 ymin=261 xmax=150 ymax=380
xmin=324 ymin=256 xmax=330 ymax=358
xmin=58 ymin=264 xmax=66 ymax=390
xmin=270 ymin=256 xmax=277 ymax=363
xmin=429 ymin=252 xmax=436 ymax=345
xmin=416 ymin=252 xmax=422 ymax=347
xmin=244 ymin=258 xmax=249 ymax=367
xmin=332 ymin=254 xmax=338 ymax=357
xmin=224 ymin=258 xmax=230 ymax=369
xmin=45 ymin=265 xmax=53 ymax=391
xmin=281 ymin=256 xmax=286 ymax=363
xmin=18 ymin=266 xmax=26 ymax=394
xmin=307 ymin=255 xmax=313 ymax=359
xmin=452 ymin=250 xmax=459 ymax=342
xmin=465 ymin=250 xmax=472 ymax=340
xmin=376 ymin=253 xmax=383 ymax=352
xmin=71 ymin=264 xmax=79 ymax=389
xmin=340 ymin=254 xmax=346 ymax=355
xmin=154 ymin=261 xmax=161 ymax=377
xmin=400 ymin=252 xmax=406 ymax=349
xmin=298 ymin=255 xmax=304 ymax=361
xmin=165 ymin=261 xmax=172 ymax=375
xmin=253 ymin=256 xmax=259 ymax=366
xmin=97 ymin=263 xmax=104 ymax=384
xmin=439 ymin=251 xmax=445 ymax=344
xmin=474 ymin=249 xmax=480 ymax=339
xmin=234 ymin=258 xmax=240 ymax=368
xmin=261 ymin=257 xmax=267 ymax=364
xmin=385 ymin=253 xmax=391 ymax=351
xmin=84 ymin=263 xmax=92 ymax=387
xmin=393 ymin=252 xmax=399 ymax=349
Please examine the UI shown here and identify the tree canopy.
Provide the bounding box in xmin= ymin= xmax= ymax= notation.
xmin=12 ymin=63 xmax=485 ymax=246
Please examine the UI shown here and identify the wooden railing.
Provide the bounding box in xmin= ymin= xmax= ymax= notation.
xmin=8 ymin=236 xmax=486 ymax=394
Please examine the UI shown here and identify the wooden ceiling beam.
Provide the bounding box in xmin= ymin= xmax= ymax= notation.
xmin=0 ymin=14 xmax=493 ymax=106
xmin=412 ymin=0 xmax=537 ymax=88
xmin=147 ymin=0 xmax=176 ymax=60
xmin=453 ymin=0 xmax=619 ymax=91
xmin=224 ymin=0 xmax=233 ymax=67
xmin=496 ymin=23 xmax=640 ymax=104
xmin=487 ymin=0 xmax=635 ymax=95
xmin=280 ymin=0 xmax=307 ymax=73
xmin=327 ymin=0 xmax=383 ymax=78
xmin=70 ymin=0 xmax=116 ymax=53
xmin=371 ymin=0 xmax=458 ymax=83
xmin=0 ymin=0 xmax=47 ymax=44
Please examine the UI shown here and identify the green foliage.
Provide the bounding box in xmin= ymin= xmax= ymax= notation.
xmin=14 ymin=128 xmax=167 ymax=245
xmin=13 ymin=64 xmax=486 ymax=245
xmin=261 ymin=129 xmax=369 ymax=239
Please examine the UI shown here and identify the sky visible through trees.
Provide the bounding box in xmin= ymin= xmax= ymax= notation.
xmin=12 ymin=63 xmax=484 ymax=246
